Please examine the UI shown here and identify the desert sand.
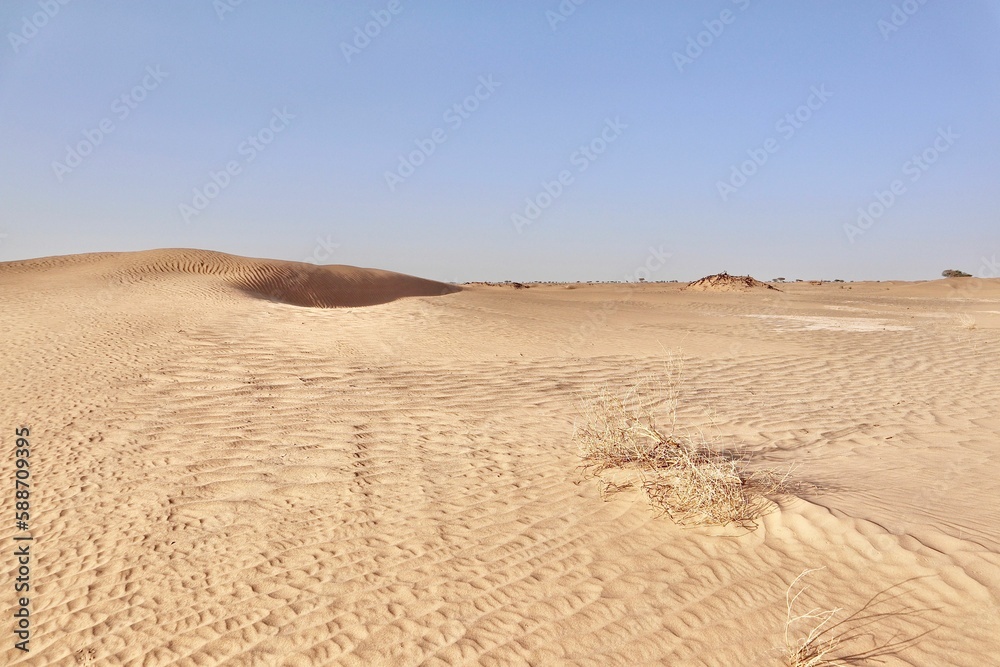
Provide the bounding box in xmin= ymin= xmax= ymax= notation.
xmin=2 ymin=249 xmax=999 ymax=666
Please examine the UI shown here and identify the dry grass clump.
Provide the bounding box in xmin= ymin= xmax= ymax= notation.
xmin=784 ymin=569 xmax=843 ymax=666
xmin=780 ymin=569 xmax=933 ymax=666
xmin=955 ymin=313 xmax=977 ymax=330
xmin=642 ymin=454 xmax=785 ymax=528
xmin=575 ymin=368 xmax=787 ymax=527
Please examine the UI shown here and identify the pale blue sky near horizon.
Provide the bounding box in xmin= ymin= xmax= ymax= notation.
xmin=1 ymin=1 xmax=998 ymax=282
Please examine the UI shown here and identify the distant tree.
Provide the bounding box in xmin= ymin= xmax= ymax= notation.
xmin=942 ymin=269 xmax=972 ymax=278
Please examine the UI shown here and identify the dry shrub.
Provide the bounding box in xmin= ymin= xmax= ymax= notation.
xmin=575 ymin=364 xmax=787 ymax=527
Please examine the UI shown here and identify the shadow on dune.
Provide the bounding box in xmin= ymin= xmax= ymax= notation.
xmin=229 ymin=262 xmax=461 ymax=308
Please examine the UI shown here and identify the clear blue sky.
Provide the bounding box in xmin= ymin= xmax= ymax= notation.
xmin=2 ymin=1 xmax=998 ymax=281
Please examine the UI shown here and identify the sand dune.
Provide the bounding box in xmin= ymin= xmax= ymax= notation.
xmin=2 ymin=252 xmax=999 ymax=665
xmin=0 ymin=248 xmax=460 ymax=308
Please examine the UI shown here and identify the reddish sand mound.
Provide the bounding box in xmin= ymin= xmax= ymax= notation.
xmin=684 ymin=272 xmax=779 ymax=292
xmin=0 ymin=248 xmax=460 ymax=307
